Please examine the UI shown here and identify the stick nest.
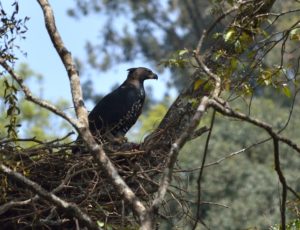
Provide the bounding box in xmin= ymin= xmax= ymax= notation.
xmin=0 ymin=140 xmax=168 ymax=229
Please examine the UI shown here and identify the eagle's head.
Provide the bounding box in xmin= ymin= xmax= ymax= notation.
xmin=127 ymin=67 xmax=158 ymax=82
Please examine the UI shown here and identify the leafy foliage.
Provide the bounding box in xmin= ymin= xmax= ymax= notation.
xmin=2 ymin=77 xmax=20 ymax=138
xmin=0 ymin=1 xmax=28 ymax=62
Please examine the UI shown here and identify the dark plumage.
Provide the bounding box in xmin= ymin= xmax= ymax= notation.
xmin=87 ymin=67 xmax=158 ymax=141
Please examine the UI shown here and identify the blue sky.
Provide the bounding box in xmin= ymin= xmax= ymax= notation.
xmin=3 ymin=0 xmax=173 ymax=112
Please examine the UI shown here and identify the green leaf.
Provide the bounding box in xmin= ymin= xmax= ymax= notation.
xmin=282 ymin=84 xmax=292 ymax=97
xmin=290 ymin=28 xmax=300 ymax=41
xmin=230 ymin=57 xmax=238 ymax=71
xmin=193 ymin=79 xmax=204 ymax=91
xmin=247 ymin=50 xmax=256 ymax=59
xmin=213 ymin=49 xmax=225 ymax=61
xmin=242 ymin=83 xmax=253 ymax=95
xmin=259 ymin=69 xmax=273 ymax=86
xmin=224 ymin=28 xmax=236 ymax=43
xmin=178 ymin=49 xmax=188 ymax=56
xmin=234 ymin=40 xmax=242 ymax=53
xmin=97 ymin=221 xmax=105 ymax=227
xmin=212 ymin=32 xmax=222 ymax=39
xmin=239 ymin=32 xmax=252 ymax=44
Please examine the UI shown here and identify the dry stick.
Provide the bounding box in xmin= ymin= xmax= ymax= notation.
xmin=36 ymin=0 xmax=148 ymax=227
xmin=0 ymin=164 xmax=99 ymax=230
xmin=0 ymin=132 xmax=74 ymax=145
xmin=204 ymin=138 xmax=271 ymax=168
xmin=192 ymin=111 xmax=216 ymax=230
xmin=0 ymin=198 xmax=33 ymax=216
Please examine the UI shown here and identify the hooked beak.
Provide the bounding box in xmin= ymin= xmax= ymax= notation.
xmin=150 ymin=73 xmax=158 ymax=80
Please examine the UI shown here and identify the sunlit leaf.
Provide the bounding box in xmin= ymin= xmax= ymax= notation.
xmin=178 ymin=49 xmax=188 ymax=56
xmin=97 ymin=221 xmax=105 ymax=227
xmin=282 ymin=84 xmax=292 ymax=97
xmin=242 ymin=83 xmax=253 ymax=95
xmin=212 ymin=32 xmax=222 ymax=39
xmin=234 ymin=40 xmax=242 ymax=53
xmin=224 ymin=28 xmax=236 ymax=43
xmin=194 ymin=79 xmax=204 ymax=91
xmin=290 ymin=28 xmax=300 ymax=41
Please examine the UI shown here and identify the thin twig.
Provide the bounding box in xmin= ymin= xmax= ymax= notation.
xmin=192 ymin=111 xmax=216 ymax=230
xmin=272 ymin=138 xmax=287 ymax=230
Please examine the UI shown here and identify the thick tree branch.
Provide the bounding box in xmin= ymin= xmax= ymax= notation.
xmin=36 ymin=0 xmax=148 ymax=226
xmin=37 ymin=0 xmax=88 ymax=126
xmin=0 ymin=164 xmax=99 ymax=230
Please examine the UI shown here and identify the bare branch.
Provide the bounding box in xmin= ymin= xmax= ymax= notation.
xmin=278 ymin=89 xmax=300 ymax=134
xmin=0 ymin=164 xmax=100 ymax=230
xmin=209 ymin=99 xmax=300 ymax=154
xmin=0 ymin=58 xmax=78 ymax=130
xmin=189 ymin=126 xmax=210 ymax=141
xmin=0 ymin=198 xmax=33 ymax=216
xmin=36 ymin=0 xmax=88 ymax=126
xmin=209 ymin=97 xmax=300 ymax=229
xmin=272 ymin=138 xmax=287 ymax=230
xmin=193 ymin=111 xmax=216 ymax=230
xmin=204 ymin=138 xmax=271 ymax=168
xmin=0 ymin=131 xmax=74 ymax=145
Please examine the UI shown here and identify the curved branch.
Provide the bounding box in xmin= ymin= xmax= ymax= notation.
xmin=209 ymin=99 xmax=300 ymax=154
